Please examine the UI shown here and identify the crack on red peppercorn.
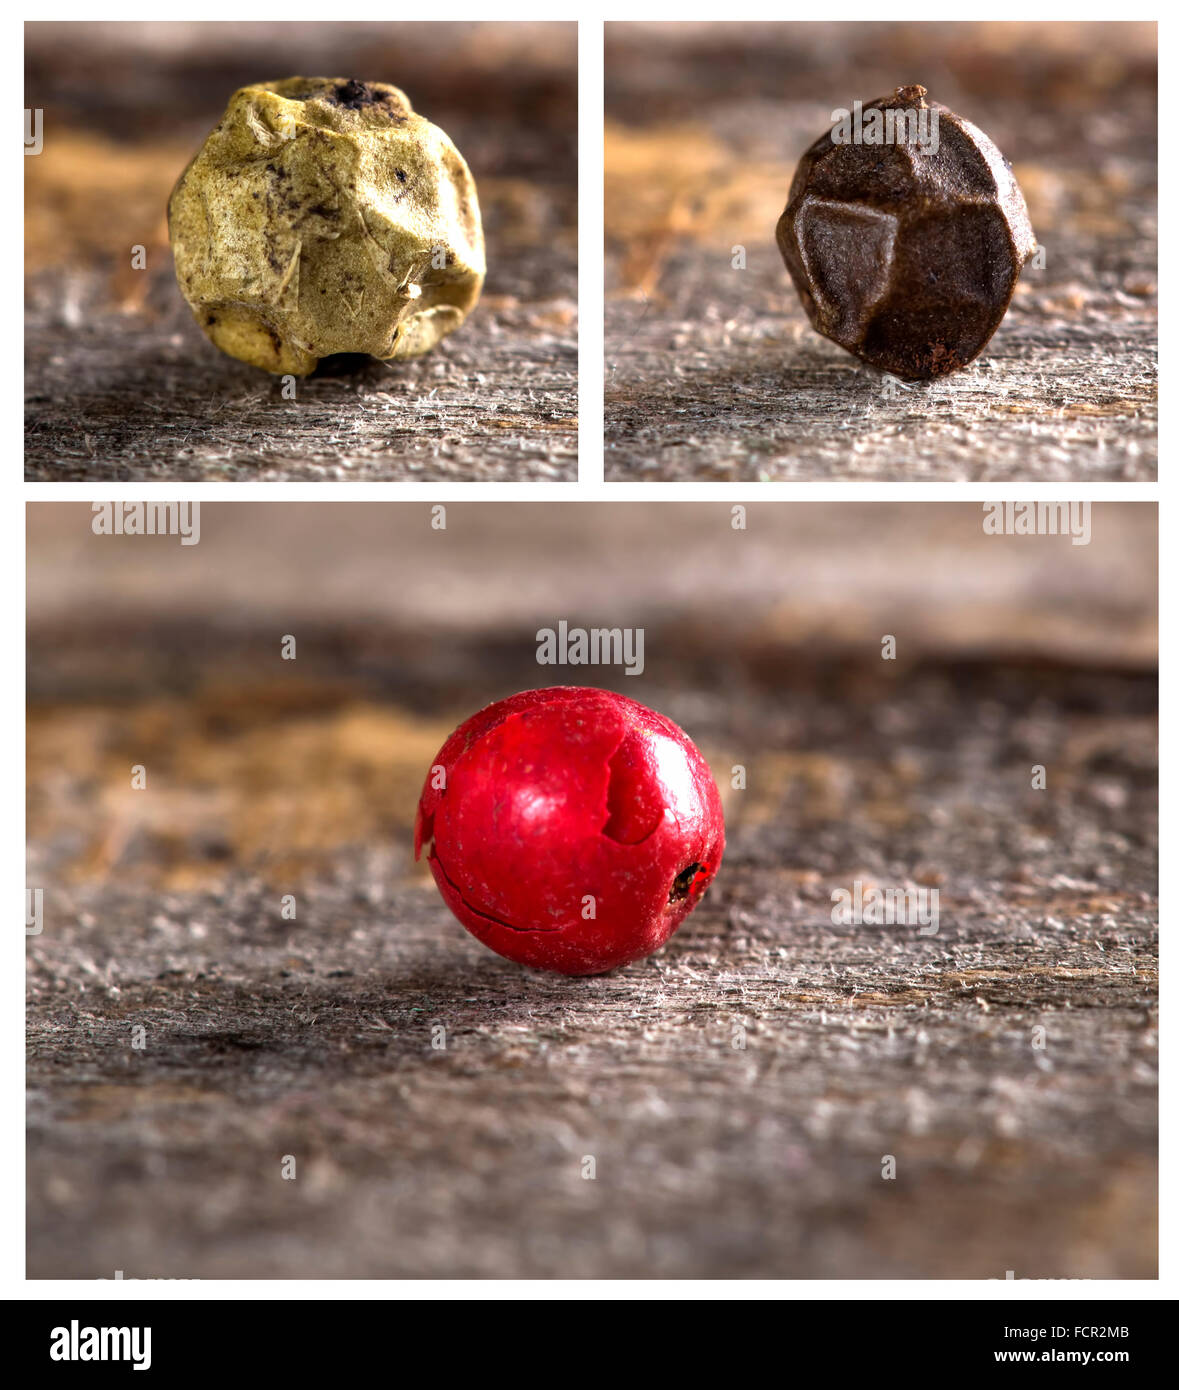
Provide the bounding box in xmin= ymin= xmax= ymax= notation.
xmin=430 ymin=846 xmax=564 ymax=934
xmin=669 ymin=863 xmax=705 ymax=904
xmin=414 ymin=808 xmax=435 ymax=861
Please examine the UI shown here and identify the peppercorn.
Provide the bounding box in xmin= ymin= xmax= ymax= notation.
xmin=168 ymin=77 xmax=485 ymax=376
xmin=776 ymin=85 xmax=1035 ymax=380
xmin=414 ymin=687 xmax=726 ymax=976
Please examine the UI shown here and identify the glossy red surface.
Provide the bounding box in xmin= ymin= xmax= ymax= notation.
xmin=415 ymin=687 xmax=725 ymax=975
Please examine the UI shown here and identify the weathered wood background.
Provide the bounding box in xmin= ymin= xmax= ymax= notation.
xmin=24 ymin=22 xmax=577 ymax=482
xmin=27 ymin=503 xmax=1157 ymax=1278
xmin=605 ymin=22 xmax=1158 ymax=481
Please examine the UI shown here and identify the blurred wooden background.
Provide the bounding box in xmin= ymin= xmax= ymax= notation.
xmin=27 ymin=503 xmax=1157 ymax=1278
xmin=25 ymin=22 xmax=577 ymax=481
xmin=605 ymin=22 xmax=1157 ymax=481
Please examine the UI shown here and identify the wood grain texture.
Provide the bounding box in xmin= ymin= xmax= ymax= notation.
xmin=24 ymin=22 xmax=577 ymax=482
xmin=604 ymin=21 xmax=1158 ymax=481
xmin=26 ymin=504 xmax=1157 ymax=1278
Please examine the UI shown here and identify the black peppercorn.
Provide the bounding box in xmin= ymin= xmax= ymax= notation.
xmin=776 ymin=85 xmax=1035 ymax=380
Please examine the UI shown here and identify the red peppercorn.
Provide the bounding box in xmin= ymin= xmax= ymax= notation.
xmin=415 ymin=687 xmax=725 ymax=975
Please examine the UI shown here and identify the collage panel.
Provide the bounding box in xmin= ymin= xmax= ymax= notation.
xmin=27 ymin=501 xmax=1156 ymax=1280
xmin=604 ymin=21 xmax=1157 ymax=481
xmin=24 ymin=21 xmax=578 ymax=482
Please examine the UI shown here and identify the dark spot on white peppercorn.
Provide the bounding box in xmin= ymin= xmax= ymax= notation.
xmin=333 ymin=79 xmax=381 ymax=110
xmin=395 ymin=168 xmax=407 ymax=183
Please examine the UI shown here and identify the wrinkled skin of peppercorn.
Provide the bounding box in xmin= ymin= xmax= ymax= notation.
xmin=415 ymin=687 xmax=726 ymax=976
xmin=776 ymin=86 xmax=1035 ymax=380
xmin=168 ymin=77 xmax=485 ymax=375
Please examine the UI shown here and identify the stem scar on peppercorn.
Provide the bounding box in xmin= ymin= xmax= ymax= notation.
xmin=333 ymin=79 xmax=380 ymax=109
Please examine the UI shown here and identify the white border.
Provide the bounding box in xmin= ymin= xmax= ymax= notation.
xmin=14 ymin=4 xmax=1166 ymax=1301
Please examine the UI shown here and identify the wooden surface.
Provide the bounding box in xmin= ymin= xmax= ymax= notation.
xmin=27 ymin=503 xmax=1157 ymax=1278
xmin=24 ymin=22 xmax=577 ymax=482
xmin=605 ymin=22 xmax=1158 ymax=481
